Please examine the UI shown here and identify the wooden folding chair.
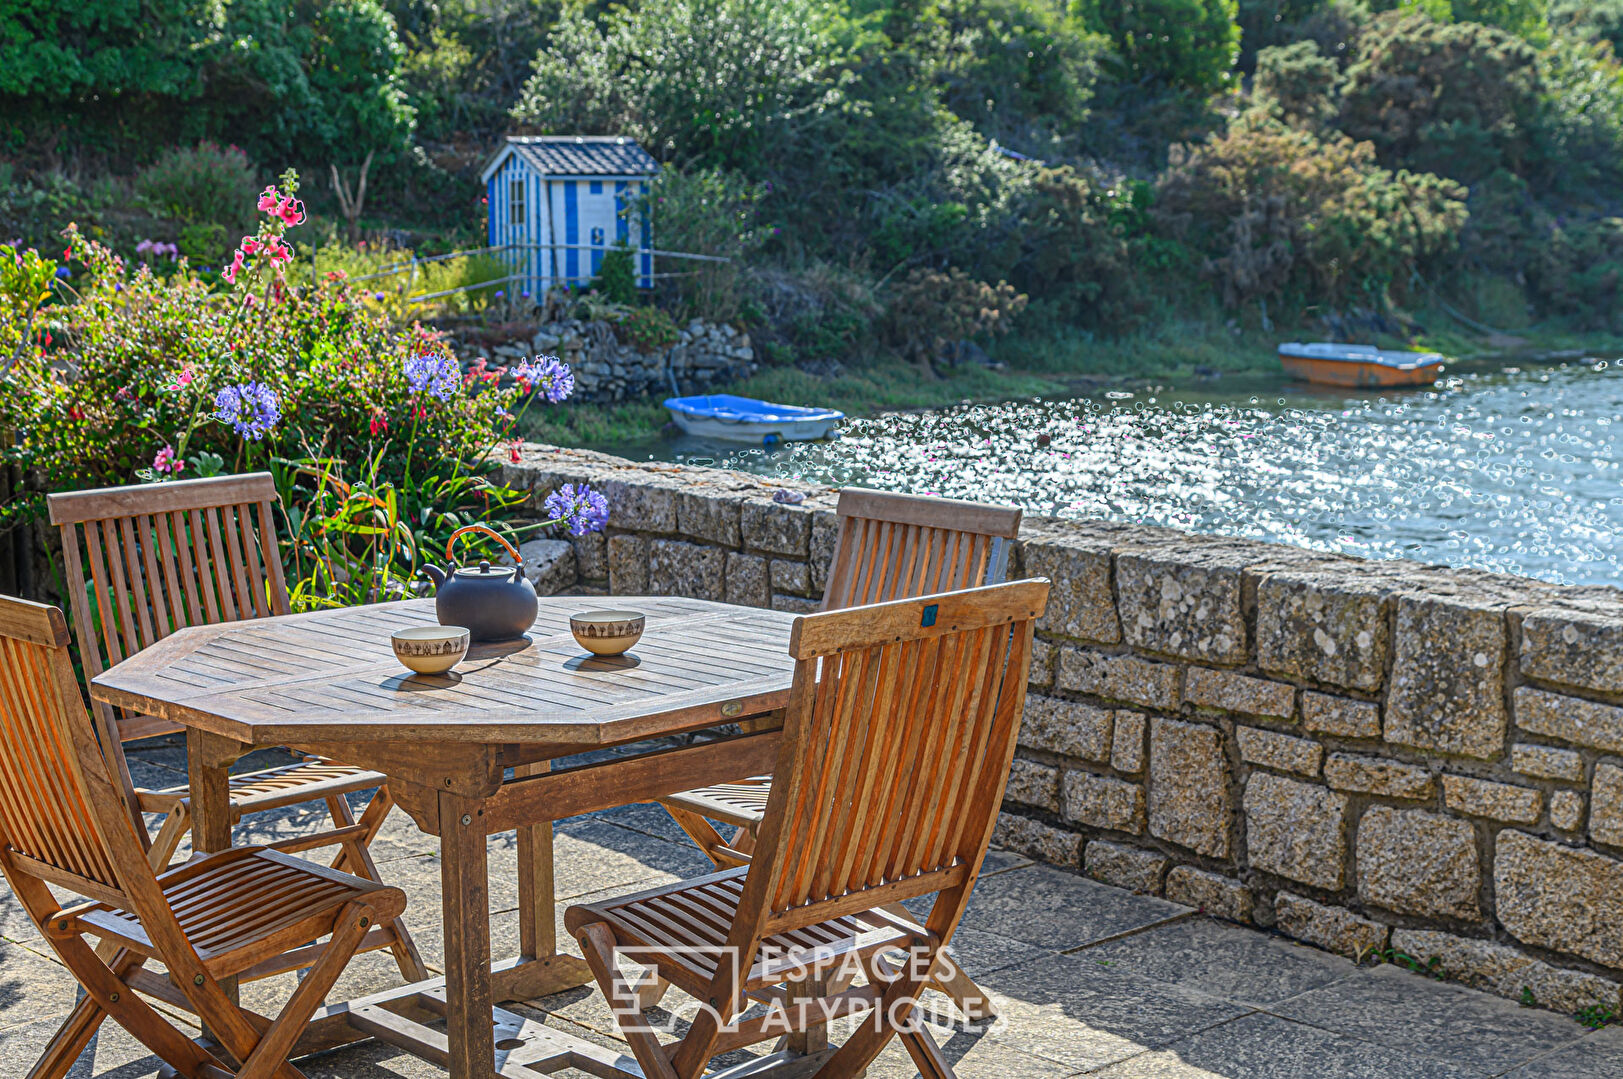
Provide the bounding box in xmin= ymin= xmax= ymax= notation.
xmin=569 ymin=579 xmax=1048 ymax=1079
xmin=659 ymin=488 xmax=1021 ymax=1021
xmin=47 ymin=474 xmax=426 ymax=983
xmin=0 ymin=595 xmax=407 ymax=1079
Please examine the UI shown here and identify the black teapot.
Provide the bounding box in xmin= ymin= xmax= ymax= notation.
xmin=420 ymin=524 xmax=538 ymax=642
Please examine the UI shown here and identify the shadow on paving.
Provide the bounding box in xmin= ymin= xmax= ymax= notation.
xmin=5 ymin=795 xmax=1623 ymax=1079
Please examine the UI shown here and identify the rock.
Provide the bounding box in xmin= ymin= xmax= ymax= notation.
xmin=1244 ymin=773 xmax=1348 ymax=889
xmin=1165 ymin=866 xmax=1253 ymax=923
xmin=992 ymin=813 xmax=1081 ymax=867
xmin=515 ymin=538 xmax=577 ymax=596
xmin=1515 ymin=686 xmax=1623 ymax=754
xmin=607 ymin=534 xmax=648 ymax=594
xmin=572 ymin=531 xmax=608 ymax=581
xmin=1111 ymin=711 xmax=1147 ymax=774
xmin=1549 ymin=790 xmax=1584 ymax=831
xmin=808 ymin=512 xmax=839 ymax=595
xmin=1323 ymin=754 xmax=1435 ymax=800
xmin=770 ymin=594 xmax=819 ymax=614
xmin=1084 ymin=841 xmax=1166 ymax=894
xmin=768 ymin=559 xmax=810 ymax=596
xmin=1019 ymin=533 xmax=1121 ymax=643
xmin=1115 ymin=550 xmax=1248 ymax=664
xmin=1274 ymin=892 xmax=1388 ymax=960
xmin=1356 ymin=807 xmax=1480 ymax=920
xmin=1148 ymin=717 xmax=1232 ymax=858
xmin=1510 ymin=743 xmax=1585 ymax=782
xmin=1062 ymin=771 xmax=1146 ymax=834
xmin=1056 ymin=649 xmax=1180 ymax=709
xmin=724 ymin=551 xmax=769 ymax=608
xmin=1256 ymin=572 xmax=1390 ymax=691
xmin=1028 ymin=639 xmax=1055 ymax=689
xmin=1005 ymin=759 xmax=1061 ymax=811
xmin=647 ymin=539 xmax=725 ymax=600
xmin=1496 ymin=830 xmax=1623 ymax=969
xmin=1385 ymin=594 xmax=1509 ymax=760
xmin=1520 ymin=607 xmax=1623 ymax=694
xmin=1020 ymin=696 xmax=1114 ymax=762
xmin=1591 ymin=763 xmax=1623 ymax=847
xmin=1441 ymin=775 xmax=1541 ymax=824
xmin=1301 ymin=692 xmax=1383 ymax=739
xmin=1389 ymin=929 xmax=1622 ymax=1015
xmin=600 ymin=477 xmax=678 ymax=533
xmin=740 ymin=500 xmax=810 ymax=556
xmin=1237 ymin=726 xmax=1323 ymax=777
xmin=1184 ymin=667 xmax=1296 ymax=720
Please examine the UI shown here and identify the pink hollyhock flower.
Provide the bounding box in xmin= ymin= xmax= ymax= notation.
xmin=241 ymin=236 xmax=262 ymax=255
xmin=168 ymin=362 xmax=197 ymax=391
xmin=222 ymin=248 xmax=246 ymax=284
xmin=507 ymin=439 xmax=523 ymax=464
xmin=262 ymin=238 xmax=292 ymax=266
xmin=258 ymin=186 xmax=279 ymax=213
xmin=275 ymin=196 xmax=305 ymax=227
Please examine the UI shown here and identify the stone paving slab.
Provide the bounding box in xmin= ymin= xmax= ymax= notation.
xmin=4 ymin=803 xmax=1619 ymax=1079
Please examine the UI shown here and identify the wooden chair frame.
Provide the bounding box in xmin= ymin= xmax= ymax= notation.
xmin=0 ymin=596 xmax=407 ymax=1079
xmin=47 ymin=475 xmax=425 ymax=981
xmin=570 ymin=580 xmax=1047 ymax=1079
xmin=660 ymin=487 xmax=1022 ymax=1022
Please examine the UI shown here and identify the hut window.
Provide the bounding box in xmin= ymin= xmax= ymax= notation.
xmin=508 ymin=179 xmax=525 ymax=225
xmin=590 ymin=227 xmax=605 ymax=247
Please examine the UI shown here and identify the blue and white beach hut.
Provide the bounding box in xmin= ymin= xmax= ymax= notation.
xmin=481 ymin=135 xmax=658 ymax=298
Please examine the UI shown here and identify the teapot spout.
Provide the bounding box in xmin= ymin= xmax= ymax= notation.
xmin=419 ymin=564 xmax=447 ymax=589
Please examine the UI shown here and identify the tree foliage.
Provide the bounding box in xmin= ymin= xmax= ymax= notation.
xmin=1072 ymin=0 xmax=1241 ymax=93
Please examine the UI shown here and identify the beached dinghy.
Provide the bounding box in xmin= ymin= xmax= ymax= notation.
xmin=1278 ymin=342 xmax=1445 ymax=388
xmin=663 ymin=394 xmax=844 ymax=443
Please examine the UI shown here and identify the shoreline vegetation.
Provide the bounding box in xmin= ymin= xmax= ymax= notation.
xmin=523 ymin=312 xmax=1623 ymax=450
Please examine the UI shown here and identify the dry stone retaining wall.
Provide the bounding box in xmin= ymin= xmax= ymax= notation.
xmin=502 ymin=444 xmax=1623 ymax=1016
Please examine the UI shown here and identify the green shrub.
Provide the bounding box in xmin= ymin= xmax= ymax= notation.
xmin=1339 ymin=11 xmax=1544 ymax=183
xmin=618 ymin=305 xmax=680 ymax=351
xmin=307 ymin=240 xmax=510 ymax=318
xmin=1550 ymin=0 xmax=1623 ymax=54
xmin=1157 ymin=110 xmax=1468 ymax=311
xmin=882 ymin=266 xmax=1027 ymax=371
xmin=593 ymin=246 xmax=640 ymax=305
xmin=1073 ymin=0 xmax=1242 ymax=94
xmin=1254 ymin=40 xmax=1339 ymax=126
xmin=640 ymin=167 xmax=769 ymax=322
xmin=135 ymin=144 xmax=259 ymax=232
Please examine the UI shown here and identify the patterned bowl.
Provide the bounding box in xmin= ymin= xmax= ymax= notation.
xmin=570 ymin=610 xmax=645 ymax=656
xmin=391 ymin=626 xmax=470 ymax=674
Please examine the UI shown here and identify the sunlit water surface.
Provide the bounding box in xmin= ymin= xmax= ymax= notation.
xmin=612 ymin=363 xmax=1623 ymax=586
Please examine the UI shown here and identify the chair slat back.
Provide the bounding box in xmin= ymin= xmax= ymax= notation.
xmin=0 ymin=598 xmax=134 ymax=900
xmin=49 ymin=474 xmax=289 ymax=740
xmin=821 ymin=489 xmax=1021 ymax=612
xmin=750 ymin=580 xmax=1046 ymax=923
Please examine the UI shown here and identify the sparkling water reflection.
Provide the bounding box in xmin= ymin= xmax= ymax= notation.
xmin=630 ymin=363 xmax=1623 ymax=586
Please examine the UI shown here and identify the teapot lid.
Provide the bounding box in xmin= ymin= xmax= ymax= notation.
xmin=453 ymin=560 xmax=513 ymax=579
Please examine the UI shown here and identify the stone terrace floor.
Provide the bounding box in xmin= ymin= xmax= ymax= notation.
xmin=4 ymin=740 xmax=1623 ymax=1079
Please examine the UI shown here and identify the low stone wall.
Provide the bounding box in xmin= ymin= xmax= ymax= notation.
xmin=473 ymin=317 xmax=755 ymax=403
xmin=501 ymin=444 xmax=1623 ymax=1016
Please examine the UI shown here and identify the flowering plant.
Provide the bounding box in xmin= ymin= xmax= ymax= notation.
xmin=0 ymin=170 xmax=608 ymax=608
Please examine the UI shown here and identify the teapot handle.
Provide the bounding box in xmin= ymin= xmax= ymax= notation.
xmin=445 ymin=523 xmax=524 ymax=568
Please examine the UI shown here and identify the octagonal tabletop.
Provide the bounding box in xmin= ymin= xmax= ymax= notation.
xmin=90 ymin=596 xmax=798 ymax=747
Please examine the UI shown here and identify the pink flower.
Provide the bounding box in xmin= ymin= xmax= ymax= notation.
xmin=369 ymin=408 xmax=388 ymax=436
xmin=262 ymin=237 xmax=292 ymax=266
xmin=152 ymin=445 xmax=183 ymax=475
xmin=258 ymin=186 xmax=279 ymax=213
xmin=275 ymin=196 xmax=305 ymax=227
xmin=241 ymin=236 xmax=262 ymax=255
xmin=168 ymin=362 xmax=197 ymax=391
xmin=222 ymin=248 xmax=246 ymax=284
xmin=507 ymin=439 xmax=522 ymax=464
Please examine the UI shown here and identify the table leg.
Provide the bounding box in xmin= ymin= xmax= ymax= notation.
xmin=440 ymin=790 xmax=495 ymax=1079
xmin=514 ymin=761 xmax=555 ymax=960
xmin=186 ymin=729 xmax=246 ymax=1039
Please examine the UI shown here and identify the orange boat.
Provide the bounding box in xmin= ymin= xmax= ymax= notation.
xmin=1278 ymin=342 xmax=1445 ymax=388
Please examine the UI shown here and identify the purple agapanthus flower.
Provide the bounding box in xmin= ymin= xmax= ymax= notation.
xmin=544 ymin=483 xmax=609 ymax=537
xmin=514 ymin=354 xmax=574 ymax=404
xmin=403 ymin=352 xmax=460 ymax=401
xmin=214 ymin=382 xmax=280 ymax=440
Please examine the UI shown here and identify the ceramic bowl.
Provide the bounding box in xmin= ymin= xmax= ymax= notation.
xmin=391 ymin=626 xmax=470 ymax=674
xmin=570 ymin=610 xmax=645 ymax=656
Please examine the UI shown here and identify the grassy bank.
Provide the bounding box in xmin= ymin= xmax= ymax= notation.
xmin=520 ymin=310 xmax=1623 ymax=450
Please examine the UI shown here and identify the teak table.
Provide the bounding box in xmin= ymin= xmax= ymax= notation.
xmin=91 ymin=595 xmax=799 ymax=1079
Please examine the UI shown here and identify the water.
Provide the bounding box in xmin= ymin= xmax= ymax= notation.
xmin=611 ymin=362 xmax=1623 ymax=587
